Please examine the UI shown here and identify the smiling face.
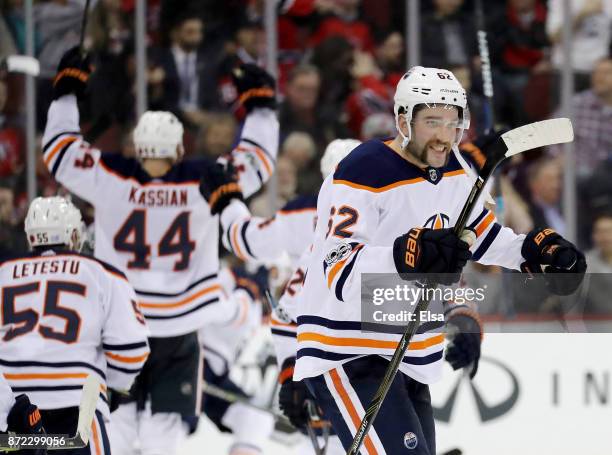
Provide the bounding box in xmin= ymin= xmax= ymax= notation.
xmin=404 ymin=105 xmax=460 ymax=168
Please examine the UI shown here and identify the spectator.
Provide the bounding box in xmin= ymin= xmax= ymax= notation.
xmin=196 ymin=112 xmax=237 ymax=158
xmin=372 ymin=29 xmax=404 ymax=87
xmin=526 ymin=158 xmax=565 ymax=235
xmin=489 ymin=0 xmax=550 ymax=125
xmin=279 ymin=64 xmax=343 ymax=148
xmin=153 ymin=12 xmax=219 ymax=129
xmin=420 ymin=0 xmax=477 ymax=69
xmin=87 ymin=0 xmax=131 ymax=56
xmin=309 ymin=0 xmax=374 ymax=53
xmin=547 ymin=0 xmax=612 ymax=92
xmin=280 ymin=131 xmax=319 ymax=193
xmin=583 ymin=211 xmax=612 ymax=313
xmin=0 ymin=79 xmax=23 ymax=179
xmin=0 ymin=12 xmax=17 ymax=60
xmin=549 ymin=58 xmax=612 ymax=178
xmin=0 ymin=183 xmax=26 ymax=256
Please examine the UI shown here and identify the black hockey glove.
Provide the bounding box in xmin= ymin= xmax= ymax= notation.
xmin=232 ymin=63 xmax=277 ymax=112
xmin=393 ymin=227 xmax=472 ymax=285
xmin=7 ymin=394 xmax=45 ymax=435
xmin=199 ymin=162 xmax=244 ymax=215
xmin=445 ymin=305 xmax=483 ymax=379
xmin=53 ymin=46 xmax=91 ymax=100
xmin=278 ymin=358 xmax=310 ymax=430
xmin=471 ymin=128 xmax=509 ymax=161
xmin=231 ymin=266 xmax=269 ymax=301
xmin=521 ymin=227 xmax=587 ymax=296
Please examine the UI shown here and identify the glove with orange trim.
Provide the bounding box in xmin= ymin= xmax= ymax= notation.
xmin=7 ymin=395 xmax=46 ymax=445
xmin=521 ymin=227 xmax=587 ymax=295
xmin=53 ymin=46 xmax=91 ymax=100
xmin=393 ymin=227 xmax=472 ymax=285
xmin=199 ymin=162 xmax=244 ymax=215
xmin=232 ymin=63 xmax=277 ymax=113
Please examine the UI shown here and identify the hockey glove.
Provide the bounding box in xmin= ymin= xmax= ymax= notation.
xmin=445 ymin=305 xmax=483 ymax=379
xmin=7 ymin=394 xmax=45 ymax=434
xmin=199 ymin=162 xmax=244 ymax=215
xmin=232 ymin=63 xmax=277 ymax=112
xmin=521 ymin=227 xmax=587 ymax=295
xmin=472 ymin=128 xmax=509 ymax=161
xmin=393 ymin=227 xmax=472 ymax=285
xmin=53 ymin=46 xmax=91 ymax=100
xmin=231 ymin=266 xmax=269 ymax=301
xmin=278 ymin=358 xmax=310 ymax=430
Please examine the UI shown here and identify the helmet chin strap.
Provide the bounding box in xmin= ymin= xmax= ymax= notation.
xmin=396 ymin=114 xmax=411 ymax=150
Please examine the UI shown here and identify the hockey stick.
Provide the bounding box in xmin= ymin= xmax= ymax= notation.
xmin=79 ymin=0 xmax=92 ymax=54
xmin=474 ymin=0 xmax=495 ymax=132
xmin=346 ymin=118 xmax=574 ymax=455
xmin=202 ymin=380 xmax=292 ymax=425
xmin=0 ymin=375 xmax=100 ymax=451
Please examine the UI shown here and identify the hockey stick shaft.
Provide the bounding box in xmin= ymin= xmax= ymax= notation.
xmin=79 ymin=0 xmax=91 ymax=53
xmin=347 ymin=118 xmax=573 ymax=455
xmin=475 ymin=0 xmax=495 ymax=132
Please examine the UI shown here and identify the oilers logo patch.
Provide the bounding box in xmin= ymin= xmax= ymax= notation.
xmin=424 ymin=213 xmax=449 ymax=230
xmin=404 ymin=432 xmax=418 ymax=449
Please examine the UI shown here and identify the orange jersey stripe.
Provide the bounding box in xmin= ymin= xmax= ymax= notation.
xmin=475 ymin=211 xmax=495 ymax=237
xmin=327 ymin=245 xmax=363 ymax=289
xmin=270 ymin=318 xmax=297 ymax=328
xmin=298 ymin=333 xmax=444 ymax=350
xmin=4 ymin=372 xmax=88 ymax=380
xmin=91 ymin=419 xmax=102 ymax=455
xmin=231 ymin=223 xmax=247 ymax=260
xmin=105 ymin=352 xmax=149 ymax=364
xmin=329 ymin=369 xmax=378 ymax=455
xmin=334 ymin=169 xmax=466 ymax=193
xmin=139 ymin=284 xmax=221 ymax=309
xmin=44 ymin=136 xmax=77 ymax=167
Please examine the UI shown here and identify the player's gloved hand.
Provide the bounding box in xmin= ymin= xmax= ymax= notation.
xmin=393 ymin=227 xmax=472 ymax=285
xmin=471 ymin=128 xmax=509 ymax=161
xmin=199 ymin=162 xmax=244 ymax=215
xmin=7 ymin=394 xmax=45 ymax=434
xmin=231 ymin=266 xmax=269 ymax=301
xmin=278 ymin=358 xmax=310 ymax=430
xmin=232 ymin=63 xmax=277 ymax=112
xmin=445 ymin=305 xmax=483 ymax=379
xmin=53 ymin=46 xmax=91 ymax=100
xmin=520 ymin=227 xmax=587 ymax=295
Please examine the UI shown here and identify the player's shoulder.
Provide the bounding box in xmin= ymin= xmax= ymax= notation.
xmin=279 ymin=194 xmax=318 ymax=214
xmin=99 ymin=154 xmax=215 ymax=185
xmin=60 ymin=251 xmax=129 ymax=281
xmin=332 ymin=139 xmax=422 ymax=190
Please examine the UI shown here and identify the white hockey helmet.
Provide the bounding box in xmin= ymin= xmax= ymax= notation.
xmin=393 ymin=66 xmax=470 ymax=148
xmin=24 ymin=196 xmax=85 ymax=252
xmin=133 ymin=111 xmax=184 ymax=161
xmin=320 ymin=139 xmax=362 ymax=178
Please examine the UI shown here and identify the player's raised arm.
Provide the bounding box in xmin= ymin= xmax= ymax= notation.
xmin=41 ymin=46 xmax=103 ymax=203
xmin=219 ymin=63 xmax=279 ymax=198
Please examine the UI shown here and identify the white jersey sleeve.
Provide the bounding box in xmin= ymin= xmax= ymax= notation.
xmin=101 ymin=270 xmax=150 ymax=391
xmin=221 ymin=108 xmax=279 ymax=198
xmin=220 ymin=195 xmax=317 ymax=263
xmin=0 ymin=373 xmax=14 ymax=432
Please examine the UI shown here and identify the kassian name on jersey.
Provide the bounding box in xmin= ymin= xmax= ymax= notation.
xmin=12 ymin=258 xmax=80 ymax=279
xmin=128 ymin=187 xmax=188 ymax=207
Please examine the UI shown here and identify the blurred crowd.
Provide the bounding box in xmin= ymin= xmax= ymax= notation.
xmin=1 ymin=0 xmax=612 ymax=315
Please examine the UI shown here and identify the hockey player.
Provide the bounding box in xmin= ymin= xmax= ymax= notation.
xmin=0 ymin=196 xmax=150 ymax=454
xmin=286 ymin=67 xmax=586 ymax=454
xmin=42 ymin=47 xmax=279 ymax=454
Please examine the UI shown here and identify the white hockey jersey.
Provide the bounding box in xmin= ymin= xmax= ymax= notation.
xmin=42 ymin=95 xmax=279 ymax=337
xmin=293 ymin=139 xmax=526 ymax=382
xmin=0 ymin=371 xmax=14 ymax=431
xmin=0 ymin=250 xmax=149 ymax=420
xmin=220 ymin=194 xmax=317 ymax=264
